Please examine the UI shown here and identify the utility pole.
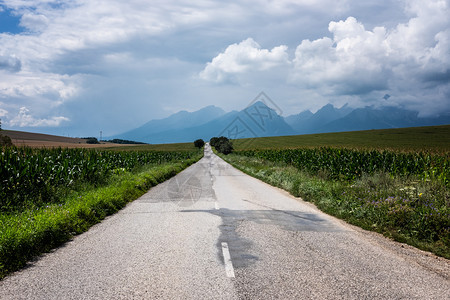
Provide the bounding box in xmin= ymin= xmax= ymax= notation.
xmin=100 ymin=131 xmax=102 ymax=142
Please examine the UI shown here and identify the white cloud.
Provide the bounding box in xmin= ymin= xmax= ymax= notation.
xmin=290 ymin=0 xmax=450 ymax=111
xmin=9 ymin=107 xmax=69 ymax=127
xmin=0 ymin=71 xmax=79 ymax=102
xmin=386 ymin=0 xmax=450 ymax=77
xmin=0 ymin=55 xmax=21 ymax=72
xmin=236 ymin=0 xmax=349 ymax=15
xmin=20 ymin=13 xmax=49 ymax=32
xmin=291 ymin=17 xmax=389 ymax=94
xmin=198 ymin=0 xmax=449 ymax=115
xmin=200 ymin=38 xmax=289 ymax=83
xmin=0 ymin=0 xmax=246 ymax=116
xmin=0 ymin=108 xmax=8 ymax=117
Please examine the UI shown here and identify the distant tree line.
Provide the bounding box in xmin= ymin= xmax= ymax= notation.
xmin=104 ymin=139 xmax=146 ymax=145
xmin=81 ymin=137 xmax=146 ymax=145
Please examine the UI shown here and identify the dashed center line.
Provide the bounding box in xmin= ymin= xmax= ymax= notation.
xmin=221 ymin=242 xmax=235 ymax=278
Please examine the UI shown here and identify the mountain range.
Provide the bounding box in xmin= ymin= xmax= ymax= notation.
xmin=111 ymin=102 xmax=450 ymax=144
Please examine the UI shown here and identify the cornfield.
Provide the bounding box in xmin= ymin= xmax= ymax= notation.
xmin=235 ymin=148 xmax=449 ymax=185
xmin=1 ymin=146 xmax=198 ymax=210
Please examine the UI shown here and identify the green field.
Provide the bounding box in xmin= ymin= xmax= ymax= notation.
xmin=0 ymin=145 xmax=202 ymax=278
xmin=233 ymin=125 xmax=450 ymax=153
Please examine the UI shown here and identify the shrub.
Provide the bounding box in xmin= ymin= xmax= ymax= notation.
xmin=86 ymin=138 xmax=100 ymax=144
xmin=0 ymin=134 xmax=12 ymax=147
xmin=210 ymin=136 xmax=233 ymax=154
xmin=194 ymin=139 xmax=205 ymax=148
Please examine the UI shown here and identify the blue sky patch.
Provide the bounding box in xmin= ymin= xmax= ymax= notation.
xmin=0 ymin=7 xmax=23 ymax=34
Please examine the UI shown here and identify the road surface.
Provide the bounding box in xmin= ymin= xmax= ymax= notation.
xmin=1 ymin=144 xmax=449 ymax=299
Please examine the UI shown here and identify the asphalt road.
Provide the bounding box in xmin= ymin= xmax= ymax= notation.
xmin=1 ymin=145 xmax=449 ymax=299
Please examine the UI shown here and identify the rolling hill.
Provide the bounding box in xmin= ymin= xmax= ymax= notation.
xmin=1 ymin=130 xmax=126 ymax=148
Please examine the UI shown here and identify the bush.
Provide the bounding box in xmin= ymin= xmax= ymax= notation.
xmin=0 ymin=134 xmax=12 ymax=147
xmin=210 ymin=137 xmax=219 ymax=148
xmin=194 ymin=139 xmax=205 ymax=148
xmin=217 ymin=141 xmax=233 ymax=154
xmin=86 ymin=138 xmax=100 ymax=144
xmin=210 ymin=136 xmax=233 ymax=154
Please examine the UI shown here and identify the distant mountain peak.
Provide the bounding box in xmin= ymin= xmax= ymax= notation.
xmin=199 ymin=104 xmax=224 ymax=111
xmin=246 ymin=100 xmax=272 ymax=110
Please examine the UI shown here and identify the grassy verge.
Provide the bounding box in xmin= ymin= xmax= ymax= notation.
xmin=0 ymin=155 xmax=201 ymax=279
xmin=221 ymin=154 xmax=449 ymax=259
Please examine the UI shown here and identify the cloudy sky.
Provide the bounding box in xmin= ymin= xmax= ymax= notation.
xmin=0 ymin=0 xmax=449 ymax=137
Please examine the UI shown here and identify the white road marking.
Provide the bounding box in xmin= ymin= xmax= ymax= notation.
xmin=221 ymin=242 xmax=235 ymax=278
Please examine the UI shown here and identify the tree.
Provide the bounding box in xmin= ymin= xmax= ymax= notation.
xmin=210 ymin=137 xmax=219 ymax=148
xmin=86 ymin=138 xmax=100 ymax=144
xmin=0 ymin=134 xmax=12 ymax=147
xmin=209 ymin=136 xmax=233 ymax=154
xmin=194 ymin=139 xmax=205 ymax=148
xmin=0 ymin=119 xmax=12 ymax=146
xmin=210 ymin=136 xmax=229 ymax=148
xmin=216 ymin=140 xmax=233 ymax=154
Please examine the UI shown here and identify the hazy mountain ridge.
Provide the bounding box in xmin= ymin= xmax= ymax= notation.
xmin=112 ymin=102 xmax=450 ymax=144
xmin=302 ymin=106 xmax=450 ymax=134
xmin=285 ymin=103 xmax=353 ymax=133
xmin=116 ymin=105 xmax=226 ymax=142
xmin=112 ymin=101 xmax=296 ymax=143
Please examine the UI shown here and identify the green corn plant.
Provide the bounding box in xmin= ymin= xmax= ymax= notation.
xmin=235 ymin=147 xmax=449 ymax=185
xmin=0 ymin=146 xmax=199 ymax=211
